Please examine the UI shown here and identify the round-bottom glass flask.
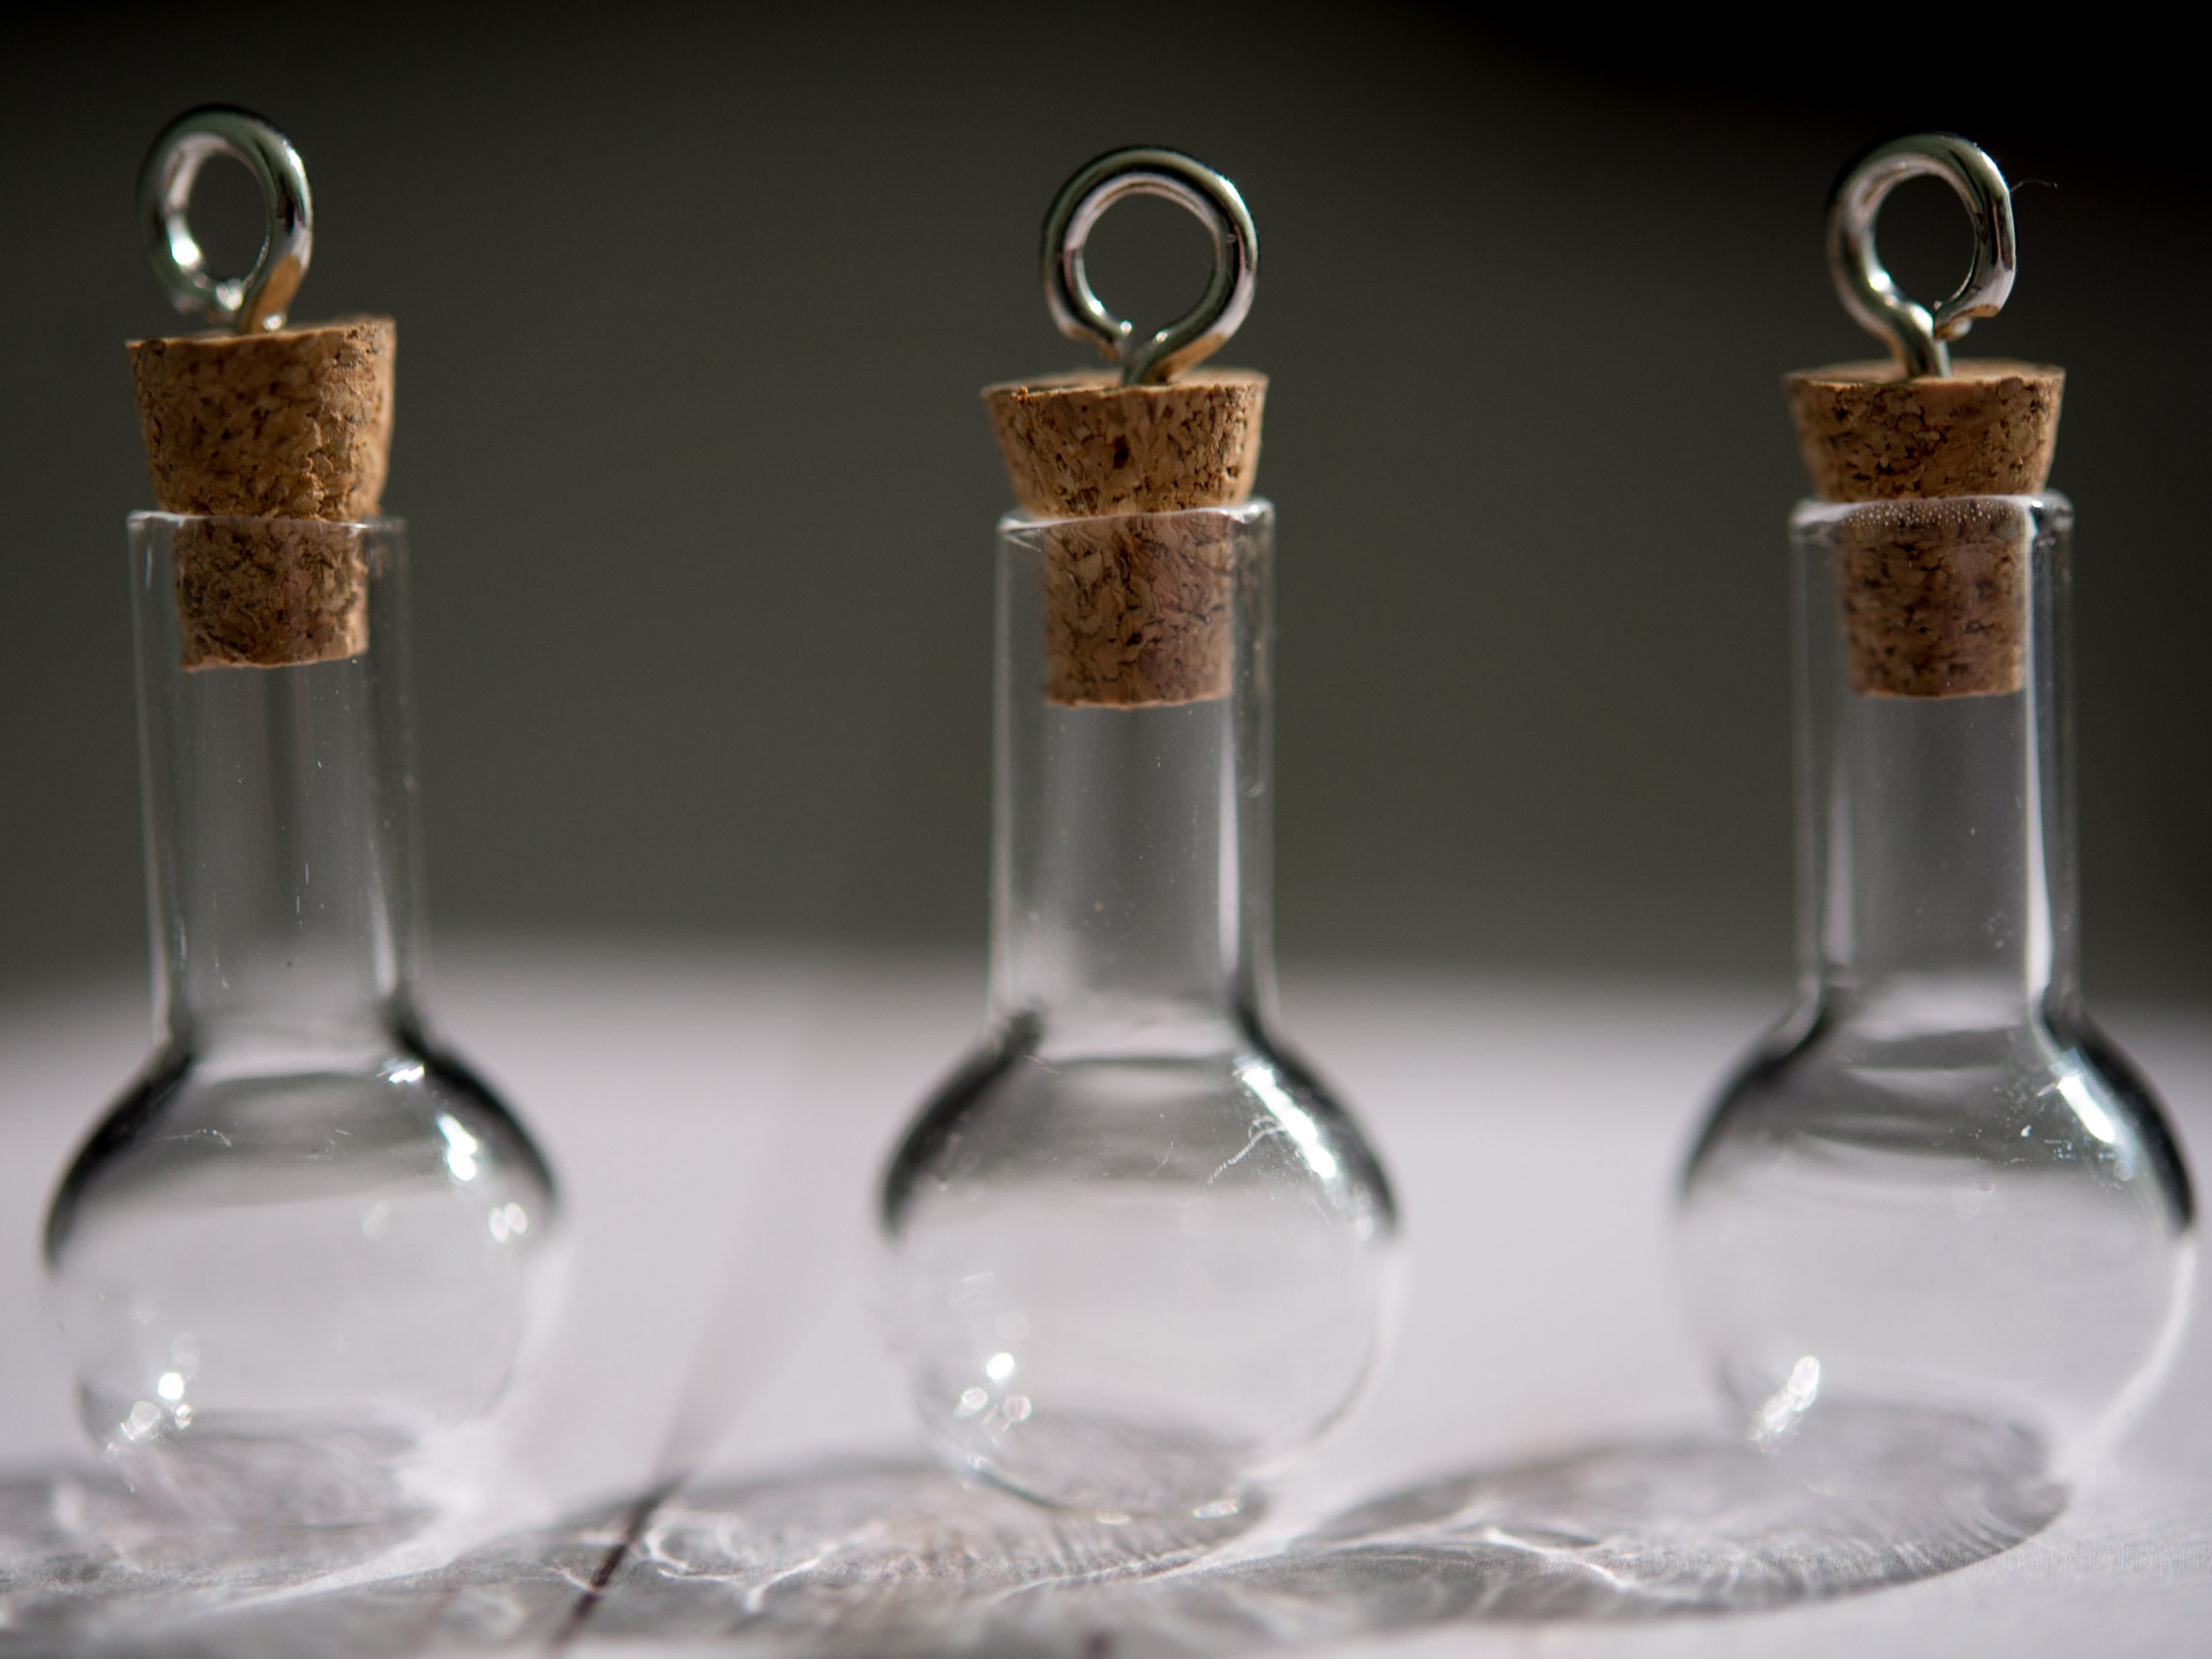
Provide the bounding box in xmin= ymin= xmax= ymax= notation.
xmin=45 ymin=514 xmax=558 ymax=1522
xmin=1679 ymin=495 xmax=2192 ymax=1473
xmin=880 ymin=504 xmax=1398 ymax=1515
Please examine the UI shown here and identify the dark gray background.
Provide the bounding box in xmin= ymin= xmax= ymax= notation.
xmin=3 ymin=7 xmax=2207 ymax=1001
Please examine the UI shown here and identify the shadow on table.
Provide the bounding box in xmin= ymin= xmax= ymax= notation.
xmin=2 ymin=1405 xmax=2065 ymax=1657
xmin=0 ymin=1467 xmax=426 ymax=1646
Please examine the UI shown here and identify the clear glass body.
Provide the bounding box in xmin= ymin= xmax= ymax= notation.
xmin=1679 ymin=495 xmax=2194 ymax=1473
xmin=44 ymin=513 xmax=559 ymax=1523
xmin=880 ymin=502 xmax=1399 ymax=1515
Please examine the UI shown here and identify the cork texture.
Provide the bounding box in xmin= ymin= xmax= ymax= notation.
xmin=1785 ymin=358 xmax=2062 ymax=501
xmin=1787 ymin=358 xmax=2061 ymax=700
xmin=984 ymin=369 xmax=1265 ymax=517
xmin=126 ymin=317 xmax=392 ymax=669
xmin=172 ymin=517 xmax=370 ymax=670
xmin=985 ymin=370 xmax=1265 ymax=706
xmin=1832 ymin=499 xmax=2031 ymax=698
xmin=1036 ymin=514 xmax=1241 ymax=706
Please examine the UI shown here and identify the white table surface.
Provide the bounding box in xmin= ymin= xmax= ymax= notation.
xmin=3 ymin=940 xmax=2210 ymax=1655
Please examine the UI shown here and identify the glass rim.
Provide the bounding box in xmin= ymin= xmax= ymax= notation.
xmin=998 ymin=497 xmax=1273 ymax=534
xmin=1790 ymin=490 xmax=2071 ymax=535
xmin=129 ymin=509 xmax=406 ymax=533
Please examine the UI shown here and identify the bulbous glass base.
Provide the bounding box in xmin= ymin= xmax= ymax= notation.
xmin=45 ymin=1036 xmax=558 ymax=1524
xmin=1678 ymin=1006 xmax=2194 ymax=1473
xmin=880 ymin=1022 xmax=1398 ymax=1515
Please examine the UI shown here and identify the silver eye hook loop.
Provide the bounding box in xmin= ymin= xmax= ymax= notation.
xmin=1042 ymin=147 xmax=1258 ymax=387
xmin=139 ymin=105 xmax=313 ymax=335
xmin=1828 ymin=133 xmax=2014 ymax=379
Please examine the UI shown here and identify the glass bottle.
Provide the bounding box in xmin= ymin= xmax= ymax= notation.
xmin=879 ymin=501 xmax=1399 ymax=1516
xmin=44 ymin=512 xmax=559 ymax=1523
xmin=1679 ymin=494 xmax=2194 ymax=1473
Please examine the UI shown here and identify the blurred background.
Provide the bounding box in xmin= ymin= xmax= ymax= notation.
xmin=2 ymin=4 xmax=2207 ymax=1004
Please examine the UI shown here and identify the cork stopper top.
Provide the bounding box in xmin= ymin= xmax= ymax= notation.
xmin=1784 ymin=357 xmax=2063 ymax=502
xmin=987 ymin=148 xmax=1270 ymax=708
xmin=128 ymin=107 xmax=391 ymax=522
xmin=1787 ymin=135 xmax=2062 ymax=700
xmin=1795 ymin=134 xmax=2060 ymax=504
xmin=128 ymin=316 xmax=396 ymax=520
xmin=125 ymin=108 xmax=394 ymax=672
xmin=983 ymin=368 xmax=1267 ymax=518
xmin=992 ymin=146 xmax=1266 ymax=519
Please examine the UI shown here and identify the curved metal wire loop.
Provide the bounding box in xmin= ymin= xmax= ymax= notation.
xmin=139 ymin=106 xmax=313 ymax=334
xmin=1042 ymin=147 xmax=1257 ymax=386
xmin=1828 ymin=133 xmax=2014 ymax=379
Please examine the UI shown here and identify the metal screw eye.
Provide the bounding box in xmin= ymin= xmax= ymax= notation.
xmin=139 ymin=105 xmax=313 ymax=335
xmin=1828 ymin=133 xmax=2015 ymax=380
xmin=1042 ymin=147 xmax=1258 ymax=387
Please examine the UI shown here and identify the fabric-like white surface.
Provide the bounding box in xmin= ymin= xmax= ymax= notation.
xmin=1 ymin=940 xmax=2209 ymax=1655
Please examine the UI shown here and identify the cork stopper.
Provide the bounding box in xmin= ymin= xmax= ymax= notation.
xmin=127 ymin=316 xmax=394 ymax=670
xmin=1787 ymin=358 xmax=2062 ymax=699
xmin=984 ymin=369 xmax=1265 ymax=707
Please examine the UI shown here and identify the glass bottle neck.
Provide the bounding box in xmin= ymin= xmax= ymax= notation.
xmin=987 ymin=506 xmax=1275 ymax=1053
xmin=133 ymin=516 xmax=420 ymax=1061
xmin=1795 ymin=496 xmax=2076 ymax=1032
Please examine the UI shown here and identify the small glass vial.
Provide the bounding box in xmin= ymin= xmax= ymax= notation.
xmin=1683 ymin=136 xmax=2195 ymax=1478
xmin=1672 ymin=133 xmax=2194 ymax=1478
xmin=1688 ymin=144 xmax=2212 ymax=1453
xmin=45 ymin=511 xmax=558 ymax=1522
xmin=880 ymin=498 xmax=1398 ymax=1515
xmin=1680 ymin=491 xmax=2193 ymax=1469
xmin=880 ymin=149 xmax=1398 ymax=1517
xmin=52 ymin=106 xmax=559 ymax=1523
